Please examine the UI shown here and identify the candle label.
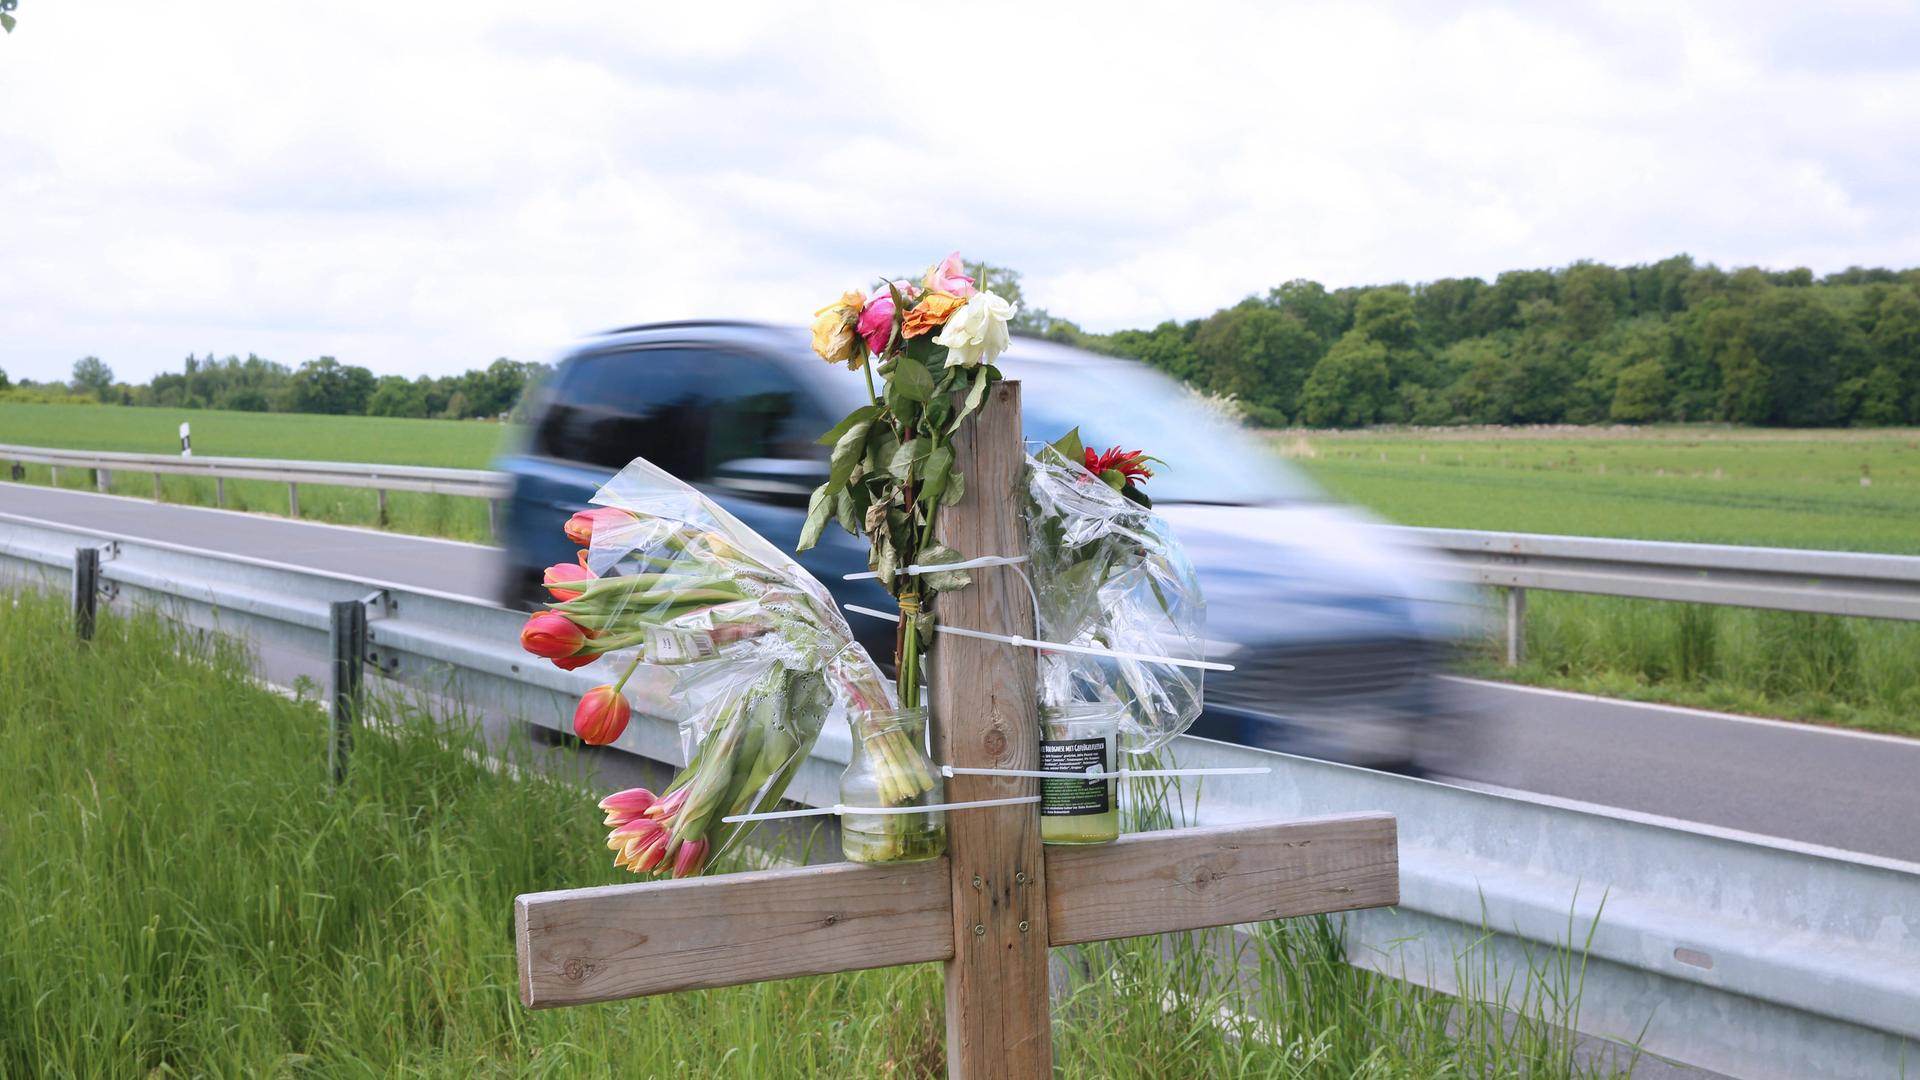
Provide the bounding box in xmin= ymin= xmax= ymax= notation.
xmin=1039 ymin=738 xmax=1110 ymax=816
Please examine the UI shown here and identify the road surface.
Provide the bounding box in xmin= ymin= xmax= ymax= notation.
xmin=6 ymin=482 xmax=1919 ymax=866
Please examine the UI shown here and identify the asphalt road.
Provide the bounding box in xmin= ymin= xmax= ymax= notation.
xmin=7 ymin=482 xmax=1919 ymax=867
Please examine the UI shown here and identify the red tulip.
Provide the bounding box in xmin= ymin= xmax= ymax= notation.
xmin=543 ymin=561 xmax=594 ymax=600
xmin=672 ymin=838 xmax=710 ymax=878
xmin=573 ymin=685 xmax=632 ymax=745
xmin=564 ymin=507 xmax=635 ymax=547
xmin=520 ymin=612 xmax=587 ymax=658
xmin=552 ymin=652 xmax=600 ymax=671
xmin=599 ymin=787 xmax=657 ymax=828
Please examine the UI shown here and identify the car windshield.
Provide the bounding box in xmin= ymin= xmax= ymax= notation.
xmin=1005 ymin=348 xmax=1320 ymax=506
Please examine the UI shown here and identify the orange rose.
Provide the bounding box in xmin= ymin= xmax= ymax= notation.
xmin=901 ymin=291 xmax=966 ymax=339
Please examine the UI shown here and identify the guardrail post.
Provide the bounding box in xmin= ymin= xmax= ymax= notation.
xmin=215 ymin=477 xmax=225 ymax=507
xmin=49 ymin=465 xmax=59 ymax=487
xmin=288 ymin=482 xmax=300 ymax=519
xmin=376 ymin=488 xmax=388 ymax=525
xmin=72 ymin=547 xmax=100 ymax=641
xmin=96 ymin=468 xmax=112 ymax=493
xmin=1504 ymin=586 xmax=1526 ymax=666
xmin=486 ymin=500 xmax=497 ymax=537
xmin=328 ymin=599 xmax=367 ymax=784
xmin=153 ymin=473 xmax=163 ymax=502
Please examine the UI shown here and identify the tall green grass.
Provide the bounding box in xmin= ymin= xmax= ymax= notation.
xmin=1463 ymin=592 xmax=1920 ymax=737
xmin=0 ymin=590 xmax=1634 ymax=1077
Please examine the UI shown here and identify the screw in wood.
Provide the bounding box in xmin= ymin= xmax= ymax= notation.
xmin=972 ymin=875 xmax=983 ymax=889
xmin=1015 ymin=872 xmax=1029 ymax=885
xmin=973 ymin=924 xmax=985 ymax=936
xmin=1018 ymin=920 xmax=1030 ymax=933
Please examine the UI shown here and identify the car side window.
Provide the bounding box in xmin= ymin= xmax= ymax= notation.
xmin=534 ymin=345 xmax=825 ymax=480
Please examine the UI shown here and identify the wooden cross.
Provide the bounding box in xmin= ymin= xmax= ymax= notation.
xmin=514 ymin=382 xmax=1400 ymax=1078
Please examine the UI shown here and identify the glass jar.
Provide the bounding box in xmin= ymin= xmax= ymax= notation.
xmin=840 ymin=706 xmax=948 ymax=864
xmin=1039 ymin=702 xmax=1123 ymax=845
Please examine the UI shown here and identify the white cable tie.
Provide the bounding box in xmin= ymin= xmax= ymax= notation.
xmin=843 ymin=554 xmax=1029 ymax=581
xmin=941 ymin=765 xmax=1271 ymax=780
xmin=720 ymin=794 xmax=1039 ymax=824
xmin=843 ymin=604 xmax=1236 ymax=673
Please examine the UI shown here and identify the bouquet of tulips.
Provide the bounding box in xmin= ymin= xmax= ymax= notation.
xmin=1027 ymin=428 xmax=1207 ymax=752
xmin=517 ymin=458 xmax=895 ymax=878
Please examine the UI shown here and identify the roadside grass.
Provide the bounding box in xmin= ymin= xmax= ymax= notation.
xmin=1458 ymin=593 xmax=1920 ymax=739
xmin=0 ymin=589 xmax=1630 ymax=1078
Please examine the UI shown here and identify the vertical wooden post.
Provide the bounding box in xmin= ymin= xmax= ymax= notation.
xmin=289 ymin=482 xmax=301 ymax=518
xmin=930 ymin=381 xmax=1051 ymax=1079
xmin=72 ymin=547 xmax=100 ymax=641
xmin=215 ymin=476 xmax=225 ymax=508
xmin=328 ymin=600 xmax=367 ymax=784
xmin=1505 ymin=586 xmax=1526 ymax=666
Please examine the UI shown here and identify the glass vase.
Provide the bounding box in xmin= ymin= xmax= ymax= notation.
xmin=840 ymin=706 xmax=948 ymax=864
xmin=1039 ymin=702 xmax=1123 ymax=845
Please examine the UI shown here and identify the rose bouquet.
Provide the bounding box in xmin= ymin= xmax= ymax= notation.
xmin=517 ymin=458 xmax=894 ymax=877
xmin=800 ymin=252 xmax=1019 ymax=860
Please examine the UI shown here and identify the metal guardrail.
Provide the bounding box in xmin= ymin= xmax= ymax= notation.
xmin=0 ymin=442 xmax=508 ymax=522
xmin=1392 ymin=526 xmax=1920 ymax=666
xmin=1 ymin=512 xmax=1914 ymax=1080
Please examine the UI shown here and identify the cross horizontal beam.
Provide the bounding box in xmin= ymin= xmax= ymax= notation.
xmin=515 ymin=812 xmax=1398 ymax=1009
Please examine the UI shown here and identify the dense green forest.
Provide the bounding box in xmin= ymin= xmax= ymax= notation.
xmin=7 ymin=256 xmax=1919 ymax=429
xmin=1030 ymin=257 xmax=1920 ymax=428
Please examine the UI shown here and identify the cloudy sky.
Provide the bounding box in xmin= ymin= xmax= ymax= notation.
xmin=3 ymin=1 xmax=1918 ymax=384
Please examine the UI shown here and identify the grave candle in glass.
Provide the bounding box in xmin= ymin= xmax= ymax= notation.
xmin=1038 ymin=703 xmax=1122 ymax=845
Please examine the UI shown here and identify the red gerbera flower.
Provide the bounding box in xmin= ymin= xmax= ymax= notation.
xmin=1084 ymin=445 xmax=1154 ymax=485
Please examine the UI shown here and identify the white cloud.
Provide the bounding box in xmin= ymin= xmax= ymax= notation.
xmin=1 ymin=0 xmax=1917 ymax=384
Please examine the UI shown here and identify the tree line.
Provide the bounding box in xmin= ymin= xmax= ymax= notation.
xmin=9 ymin=255 xmax=1919 ymax=429
xmin=2 ymin=353 xmax=551 ymax=422
xmin=1021 ymin=257 xmax=1920 ymax=428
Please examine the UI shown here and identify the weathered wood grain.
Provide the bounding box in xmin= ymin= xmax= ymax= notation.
xmin=514 ymin=858 xmax=953 ymax=1008
xmin=930 ymin=380 xmax=1053 ymax=1079
xmin=1042 ymin=813 xmax=1400 ymax=946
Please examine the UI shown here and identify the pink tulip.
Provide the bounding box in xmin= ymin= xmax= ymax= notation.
xmin=644 ymin=786 xmax=691 ymax=822
xmin=520 ymin=612 xmax=587 ymax=658
xmin=672 ymin=838 xmax=710 ymax=878
xmin=921 ymin=251 xmax=976 ymax=297
xmin=856 ymin=291 xmax=896 ymax=356
xmin=573 ymin=685 xmax=632 ymax=744
xmin=543 ymin=561 xmax=593 ymax=600
xmin=563 ymin=507 xmax=634 ymax=547
xmin=599 ymin=787 xmax=658 ymax=827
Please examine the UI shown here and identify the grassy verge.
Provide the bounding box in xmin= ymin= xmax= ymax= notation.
xmin=1458 ymin=592 xmax=1920 ymax=738
xmin=0 ymin=590 xmax=1631 ymax=1077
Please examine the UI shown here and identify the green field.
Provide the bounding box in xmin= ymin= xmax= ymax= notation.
xmin=0 ymin=402 xmax=508 ymax=541
xmin=1284 ymin=425 xmax=1920 ymax=554
xmin=0 ymin=592 xmax=1623 ymax=1078
xmin=1286 ymin=426 xmax=1920 ymax=735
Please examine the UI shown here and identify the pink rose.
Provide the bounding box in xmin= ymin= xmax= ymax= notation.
xmin=857 ymin=290 xmax=897 ymax=355
xmin=921 ymin=251 xmax=976 ymax=298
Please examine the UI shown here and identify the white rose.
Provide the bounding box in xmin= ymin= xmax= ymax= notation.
xmin=932 ymin=289 xmax=1017 ymax=368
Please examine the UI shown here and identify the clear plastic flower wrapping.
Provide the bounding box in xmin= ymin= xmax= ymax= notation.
xmin=568 ymin=458 xmax=896 ymax=858
xmin=1025 ymin=444 xmax=1208 ymax=754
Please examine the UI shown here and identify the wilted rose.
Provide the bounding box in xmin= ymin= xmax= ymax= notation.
xmin=856 ymin=291 xmax=897 ymax=356
xmin=920 ymin=252 xmax=976 ymax=298
xmin=902 ymin=291 xmax=966 ymax=339
xmin=811 ymin=290 xmax=866 ymax=368
xmin=932 ymin=290 xmax=1017 ymax=368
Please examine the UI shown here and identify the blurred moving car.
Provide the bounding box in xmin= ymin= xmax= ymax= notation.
xmin=495 ymin=321 xmax=1474 ymax=772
